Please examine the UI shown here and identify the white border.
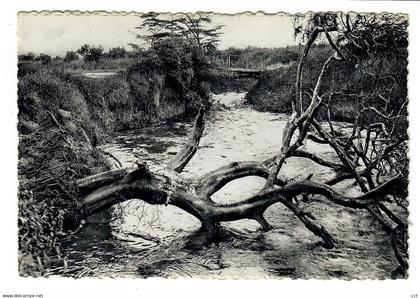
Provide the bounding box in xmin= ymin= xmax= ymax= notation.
xmin=1 ymin=1 xmax=419 ymax=298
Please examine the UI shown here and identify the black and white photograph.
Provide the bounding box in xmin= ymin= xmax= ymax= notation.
xmin=2 ymin=1 xmax=420 ymax=296
xmin=16 ymin=11 xmax=410 ymax=279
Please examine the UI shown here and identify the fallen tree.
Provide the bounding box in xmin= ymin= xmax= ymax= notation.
xmin=73 ymin=12 xmax=409 ymax=276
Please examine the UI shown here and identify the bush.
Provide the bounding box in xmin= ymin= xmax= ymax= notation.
xmin=38 ymin=54 xmax=52 ymax=65
xmin=64 ymin=51 xmax=78 ymax=62
xmin=17 ymin=61 xmax=42 ymax=78
xmin=18 ymin=52 xmax=35 ymax=61
xmin=77 ymin=44 xmax=104 ymax=63
xmin=87 ymin=46 xmax=104 ymax=63
xmin=107 ymin=47 xmax=127 ymax=59
xmin=245 ymin=66 xmax=296 ymax=113
xmin=127 ymin=38 xmax=212 ymax=119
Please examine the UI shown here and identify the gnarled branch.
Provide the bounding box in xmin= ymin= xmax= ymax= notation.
xmin=195 ymin=161 xmax=286 ymax=198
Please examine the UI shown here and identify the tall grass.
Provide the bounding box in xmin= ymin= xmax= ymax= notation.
xmin=49 ymin=57 xmax=136 ymax=73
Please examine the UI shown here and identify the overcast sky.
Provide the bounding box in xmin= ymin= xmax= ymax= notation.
xmin=17 ymin=12 xmax=298 ymax=56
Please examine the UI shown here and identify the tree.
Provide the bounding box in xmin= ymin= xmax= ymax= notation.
xmin=107 ymin=47 xmax=127 ymax=59
xmin=274 ymin=12 xmax=409 ymax=272
xmin=18 ymin=52 xmax=35 ymax=61
xmin=87 ymin=46 xmax=104 ymax=63
xmin=63 ymin=51 xmax=78 ymax=62
xmin=128 ymin=14 xmax=219 ymax=115
xmin=71 ymin=12 xmax=409 ymax=277
xmin=76 ymin=44 xmax=104 ymax=63
xmin=76 ymin=44 xmax=90 ymax=59
xmin=38 ymin=53 xmax=52 ymax=65
xmin=133 ymin=12 xmax=223 ymax=52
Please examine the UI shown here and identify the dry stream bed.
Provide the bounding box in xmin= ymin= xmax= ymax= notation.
xmin=58 ymin=92 xmax=400 ymax=279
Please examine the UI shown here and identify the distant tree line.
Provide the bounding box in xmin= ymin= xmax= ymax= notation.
xmin=18 ymin=52 xmax=53 ymax=64
xmin=18 ymin=45 xmax=139 ymax=65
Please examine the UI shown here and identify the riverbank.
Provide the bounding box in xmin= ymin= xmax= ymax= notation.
xmin=245 ymin=46 xmax=408 ymax=130
xmin=17 ymin=58 xmax=211 ymax=275
xmin=245 ymin=63 xmax=359 ymax=123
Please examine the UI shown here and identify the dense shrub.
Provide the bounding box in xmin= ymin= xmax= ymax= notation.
xmin=107 ymin=47 xmax=127 ymax=59
xmin=127 ymin=38 xmax=212 ymax=119
xmin=76 ymin=44 xmax=104 ymax=63
xmin=17 ymin=61 xmax=42 ymax=78
xmin=63 ymin=51 xmax=78 ymax=62
xmin=18 ymin=66 xmax=99 ymax=138
xmin=50 ymin=57 xmax=135 ymax=72
xmin=38 ymin=54 xmax=52 ymax=65
xmin=18 ymin=52 xmax=35 ymax=61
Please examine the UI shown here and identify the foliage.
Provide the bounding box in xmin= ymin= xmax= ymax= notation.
xmin=208 ymin=69 xmax=258 ymax=94
xmin=134 ymin=12 xmax=223 ymax=53
xmin=107 ymin=47 xmax=127 ymax=59
xmin=49 ymin=56 xmax=136 ymax=72
xmin=18 ymin=52 xmax=35 ymax=61
xmin=76 ymin=44 xmax=104 ymax=63
xmin=128 ymin=38 xmax=212 ymax=116
xmin=294 ymin=12 xmax=408 ymax=130
xmin=64 ymin=51 xmax=78 ymax=62
xmin=38 ymin=53 xmax=52 ymax=65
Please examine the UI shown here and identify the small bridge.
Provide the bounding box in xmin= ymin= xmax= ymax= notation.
xmin=224 ymin=67 xmax=264 ymax=79
xmin=216 ymin=63 xmax=291 ymax=79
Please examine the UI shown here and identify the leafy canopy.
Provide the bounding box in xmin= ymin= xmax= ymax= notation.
xmin=132 ymin=12 xmax=224 ymax=53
